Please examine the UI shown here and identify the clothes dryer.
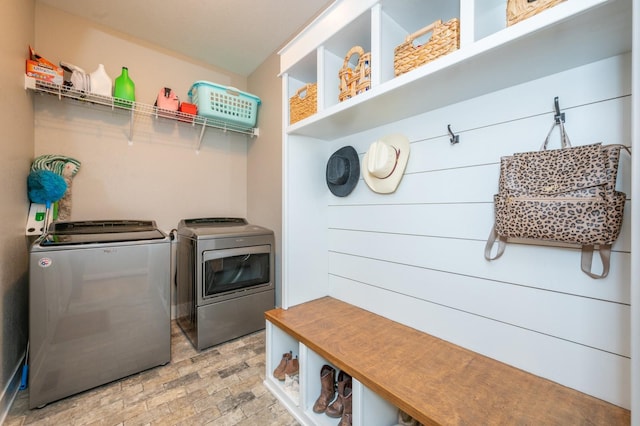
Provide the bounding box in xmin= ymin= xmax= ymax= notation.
xmin=176 ymin=218 xmax=275 ymax=350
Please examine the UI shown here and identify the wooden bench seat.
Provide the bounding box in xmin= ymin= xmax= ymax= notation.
xmin=265 ymin=296 xmax=630 ymax=425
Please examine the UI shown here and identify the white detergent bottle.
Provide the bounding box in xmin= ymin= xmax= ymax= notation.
xmin=89 ymin=64 xmax=112 ymax=97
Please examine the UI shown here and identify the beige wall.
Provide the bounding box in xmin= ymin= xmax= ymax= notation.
xmin=0 ymin=0 xmax=35 ymax=418
xmin=33 ymin=4 xmax=252 ymax=232
xmin=247 ymin=53 xmax=283 ymax=305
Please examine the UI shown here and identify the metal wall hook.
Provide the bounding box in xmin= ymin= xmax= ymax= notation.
xmin=447 ymin=124 xmax=459 ymax=145
xmin=554 ymin=96 xmax=565 ymax=124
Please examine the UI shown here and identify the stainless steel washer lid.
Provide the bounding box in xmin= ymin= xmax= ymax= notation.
xmin=177 ymin=217 xmax=273 ymax=239
xmin=38 ymin=220 xmax=167 ymax=246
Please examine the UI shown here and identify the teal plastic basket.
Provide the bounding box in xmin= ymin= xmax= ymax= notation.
xmin=188 ymin=81 xmax=261 ymax=128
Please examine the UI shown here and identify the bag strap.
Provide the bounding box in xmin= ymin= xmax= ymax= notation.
xmin=580 ymin=245 xmax=611 ymax=279
xmin=487 ymin=233 xmax=613 ymax=279
xmin=540 ymin=120 xmax=571 ymax=150
xmin=484 ymin=226 xmax=507 ymax=260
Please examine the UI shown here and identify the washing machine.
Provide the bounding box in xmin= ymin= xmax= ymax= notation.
xmin=29 ymin=220 xmax=171 ymax=408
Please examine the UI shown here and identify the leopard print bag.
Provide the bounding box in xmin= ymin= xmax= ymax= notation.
xmin=484 ymin=121 xmax=628 ymax=279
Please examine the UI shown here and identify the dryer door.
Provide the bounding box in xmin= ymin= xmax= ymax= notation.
xmin=201 ymin=244 xmax=272 ymax=301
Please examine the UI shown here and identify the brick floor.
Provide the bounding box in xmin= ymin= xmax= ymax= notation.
xmin=5 ymin=322 xmax=299 ymax=426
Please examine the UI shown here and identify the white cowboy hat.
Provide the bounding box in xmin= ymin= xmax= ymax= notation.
xmin=362 ymin=134 xmax=410 ymax=194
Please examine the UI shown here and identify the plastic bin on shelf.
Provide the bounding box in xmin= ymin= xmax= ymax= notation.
xmin=188 ymin=81 xmax=261 ymax=128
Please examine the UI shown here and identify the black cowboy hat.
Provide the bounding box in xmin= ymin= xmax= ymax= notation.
xmin=326 ymin=146 xmax=360 ymax=197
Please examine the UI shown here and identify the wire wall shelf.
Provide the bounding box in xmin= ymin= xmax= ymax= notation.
xmin=25 ymin=76 xmax=259 ymax=151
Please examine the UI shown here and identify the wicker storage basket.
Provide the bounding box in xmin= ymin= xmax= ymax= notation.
xmin=289 ymin=83 xmax=317 ymax=124
xmin=338 ymin=46 xmax=371 ymax=102
xmin=507 ymin=0 xmax=566 ymax=26
xmin=394 ymin=18 xmax=460 ymax=77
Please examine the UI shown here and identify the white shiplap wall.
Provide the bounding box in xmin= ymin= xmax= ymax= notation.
xmin=325 ymin=53 xmax=632 ymax=408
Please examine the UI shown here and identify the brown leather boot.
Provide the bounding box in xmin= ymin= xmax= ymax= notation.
xmin=283 ymin=355 xmax=299 ymax=377
xmin=326 ymin=371 xmax=351 ymax=418
xmin=273 ymin=351 xmax=292 ymax=381
xmin=312 ymin=364 xmax=336 ymax=413
xmin=338 ymin=381 xmax=352 ymax=426
xmin=398 ymin=409 xmax=422 ymax=426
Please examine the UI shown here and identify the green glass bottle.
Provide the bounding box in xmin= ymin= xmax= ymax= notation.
xmin=113 ymin=66 xmax=135 ymax=108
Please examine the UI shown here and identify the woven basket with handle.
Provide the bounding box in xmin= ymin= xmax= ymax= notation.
xmin=338 ymin=46 xmax=371 ymax=102
xmin=289 ymin=83 xmax=317 ymax=124
xmin=507 ymin=0 xmax=566 ymax=26
xmin=394 ymin=18 xmax=460 ymax=77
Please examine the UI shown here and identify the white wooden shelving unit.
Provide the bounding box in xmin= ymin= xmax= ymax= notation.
xmin=268 ymin=0 xmax=637 ymax=425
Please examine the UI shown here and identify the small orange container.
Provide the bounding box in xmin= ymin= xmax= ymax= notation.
xmin=178 ymin=102 xmax=197 ymax=122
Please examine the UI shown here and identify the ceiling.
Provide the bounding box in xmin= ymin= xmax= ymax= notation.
xmin=37 ymin=0 xmax=334 ymax=77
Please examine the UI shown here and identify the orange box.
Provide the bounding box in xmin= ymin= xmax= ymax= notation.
xmin=26 ymin=60 xmax=64 ymax=85
xmin=178 ymin=102 xmax=197 ymax=123
xmin=26 ymin=46 xmax=63 ymax=85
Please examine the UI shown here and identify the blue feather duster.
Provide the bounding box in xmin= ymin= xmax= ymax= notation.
xmin=27 ymin=170 xmax=67 ymax=206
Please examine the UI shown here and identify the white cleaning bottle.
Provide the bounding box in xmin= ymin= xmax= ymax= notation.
xmin=89 ymin=64 xmax=112 ymax=97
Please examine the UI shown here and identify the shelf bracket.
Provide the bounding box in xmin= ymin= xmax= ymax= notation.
xmin=196 ymin=118 xmax=208 ymax=153
xmin=128 ymin=107 xmax=134 ymax=144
